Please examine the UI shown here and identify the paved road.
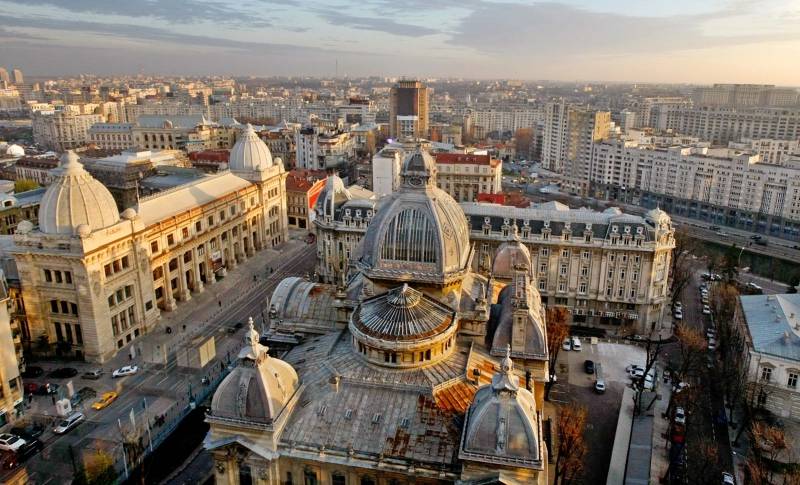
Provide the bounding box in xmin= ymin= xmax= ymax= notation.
xmin=7 ymin=240 xmax=316 ymax=484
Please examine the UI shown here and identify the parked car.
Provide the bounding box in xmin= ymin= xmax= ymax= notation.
xmin=53 ymin=413 xmax=85 ymax=435
xmin=674 ymin=407 xmax=686 ymax=425
xmin=82 ymin=369 xmax=103 ymax=380
xmin=584 ymin=360 xmax=595 ymax=374
xmin=673 ymin=309 xmax=683 ymax=320
xmin=9 ymin=424 xmax=44 ymax=442
xmin=70 ymin=387 xmax=97 ymax=407
xmin=702 ymin=305 xmax=712 ymax=315
xmin=112 ymin=365 xmax=138 ymax=378
xmin=562 ymin=338 xmax=571 ymax=351
xmin=594 ymin=363 xmax=605 ymax=394
xmin=0 ymin=434 xmax=26 ymax=452
xmin=14 ymin=439 xmax=43 ymax=462
xmin=707 ymin=329 xmax=717 ymax=339
xmin=629 ymin=367 xmax=645 ymax=380
xmin=571 ymin=336 xmax=582 ymax=351
xmin=708 ymin=339 xmax=717 ymax=351
xmin=48 ymin=367 xmax=78 ymax=379
xmin=722 ymin=472 xmax=735 ymax=485
xmin=227 ymin=321 xmax=245 ymax=333
xmin=91 ymin=391 xmax=118 ymax=410
xmin=750 ymin=234 xmax=762 ymax=240
xmin=674 ymin=381 xmax=690 ymax=393
xmin=21 ymin=366 xmax=43 ymax=379
xmin=674 ymin=301 xmax=683 ymax=310
xmin=23 ymin=383 xmax=38 ymax=394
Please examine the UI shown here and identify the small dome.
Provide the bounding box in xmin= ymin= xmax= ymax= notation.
xmin=315 ymin=174 xmax=351 ymax=219
xmin=16 ymin=220 xmax=33 ymax=234
xmin=6 ymin=144 xmax=24 ymax=157
xmin=492 ymin=239 xmax=532 ymax=280
xmin=460 ymin=347 xmax=541 ymax=466
xmin=121 ymin=208 xmax=137 ymax=220
xmin=229 ymin=124 xmax=273 ymax=172
xmin=38 ymin=151 xmax=121 ymax=236
xmin=646 ymin=207 xmax=671 ymax=227
xmin=211 ymin=318 xmax=300 ymax=423
xmin=76 ymin=224 xmax=91 ymax=237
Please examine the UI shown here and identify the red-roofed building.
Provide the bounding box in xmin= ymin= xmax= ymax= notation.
xmin=434 ymin=153 xmax=502 ymax=202
xmin=286 ymin=169 xmax=327 ymax=230
xmin=188 ymin=149 xmax=229 ymax=173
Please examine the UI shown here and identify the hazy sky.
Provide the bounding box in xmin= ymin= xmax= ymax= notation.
xmin=1 ymin=0 xmax=799 ymax=84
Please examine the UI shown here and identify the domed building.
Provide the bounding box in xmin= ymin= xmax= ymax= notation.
xmin=4 ymin=126 xmax=290 ymax=363
xmin=207 ymin=148 xmax=548 ymax=485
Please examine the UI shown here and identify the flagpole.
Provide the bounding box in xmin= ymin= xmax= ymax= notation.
xmin=117 ymin=418 xmax=129 ymax=479
xmin=144 ymin=397 xmax=153 ymax=452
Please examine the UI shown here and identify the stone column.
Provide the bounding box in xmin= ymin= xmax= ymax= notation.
xmin=204 ymin=241 xmax=216 ymax=284
xmin=163 ymin=262 xmax=177 ymax=311
xmin=226 ymin=231 xmax=237 ymax=270
xmin=176 ymin=252 xmax=191 ymax=302
xmin=192 ymin=247 xmax=204 ymax=293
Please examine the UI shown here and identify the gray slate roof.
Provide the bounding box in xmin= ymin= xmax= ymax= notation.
xmin=740 ymin=294 xmax=800 ymax=362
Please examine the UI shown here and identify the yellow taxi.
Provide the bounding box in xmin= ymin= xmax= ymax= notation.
xmin=91 ymin=391 xmax=118 ymax=410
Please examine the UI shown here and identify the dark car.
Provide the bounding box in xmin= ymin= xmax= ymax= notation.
xmin=23 ymin=383 xmax=38 ymax=394
xmin=583 ymin=360 xmax=595 ymax=374
xmin=48 ymin=367 xmax=78 ymax=379
xmin=21 ymin=366 xmax=43 ymax=379
xmin=15 ymin=439 xmax=42 ymax=462
xmin=227 ymin=322 xmax=244 ymax=334
xmin=81 ymin=369 xmax=103 ymax=380
xmin=9 ymin=424 xmax=44 ymax=442
xmin=70 ymin=387 xmax=97 ymax=407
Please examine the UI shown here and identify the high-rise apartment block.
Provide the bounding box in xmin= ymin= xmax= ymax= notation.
xmin=541 ymin=101 xmax=569 ymax=172
xmin=0 ymin=68 xmax=9 ymax=87
xmin=32 ymin=111 xmax=105 ymax=151
xmin=389 ymin=80 xmax=429 ymax=139
xmin=693 ymin=84 xmax=799 ymax=107
xmin=11 ymin=69 xmax=23 ymax=85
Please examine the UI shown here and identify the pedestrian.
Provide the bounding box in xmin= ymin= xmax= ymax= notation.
xmin=51 ymin=394 xmax=56 ymax=405
xmin=27 ymin=393 xmax=32 ymax=404
xmin=218 ymin=300 xmax=222 ymax=307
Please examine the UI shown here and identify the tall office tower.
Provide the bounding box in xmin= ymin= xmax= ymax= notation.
xmin=0 ymin=68 xmax=9 ymax=86
xmin=12 ymin=69 xmax=23 ymax=85
xmin=562 ymin=108 xmax=611 ymax=196
xmin=389 ymin=79 xmax=429 ymax=139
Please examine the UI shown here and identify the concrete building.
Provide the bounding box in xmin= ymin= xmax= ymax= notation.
xmin=736 ymin=294 xmax=800 ymax=420
xmin=285 ymin=169 xmax=326 ymax=231
xmin=2 ymin=124 xmax=288 ymax=363
xmin=132 ymin=115 xmax=239 ymax=153
xmin=370 ymin=145 xmax=405 ymax=198
xmin=435 ymin=153 xmax=502 ymax=202
xmin=561 ymin=109 xmax=611 ymax=196
xmin=469 ymin=105 xmax=542 ymax=134
xmin=11 ymin=69 xmax=23 ymax=85
xmin=295 ymin=126 xmax=355 ymax=171
xmin=693 ymin=84 xmax=799 ymax=108
xmin=728 ymin=138 xmax=800 ymax=166
xmin=88 ymin=123 xmax=135 ymax=151
xmin=14 ymin=155 xmax=60 ymax=185
xmin=590 ymin=137 xmax=800 ymax=239
xmin=0 ymin=271 xmax=23 ymax=426
xmin=206 ymin=149 xmax=549 ymax=485
xmin=541 ymin=101 xmax=569 ymax=172
xmin=0 ymin=68 xmax=9 ymax=86
xmin=669 ymin=107 xmax=800 ymax=145
xmin=0 ymin=189 xmax=44 ymax=235
xmin=389 ymin=80 xmax=429 ymax=139
xmin=32 ymin=111 xmax=105 ymax=151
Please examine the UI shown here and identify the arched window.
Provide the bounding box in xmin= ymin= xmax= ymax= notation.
xmin=380 ymin=209 xmax=437 ymax=263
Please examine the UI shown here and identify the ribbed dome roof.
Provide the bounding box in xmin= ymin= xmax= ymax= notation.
xmin=5 ymin=144 xmax=24 ymax=157
xmin=461 ymin=348 xmax=540 ymax=467
xmin=314 ymin=174 xmax=351 ymax=218
xmin=38 ymin=151 xmax=120 ymax=236
xmin=211 ymin=318 xmax=300 ymax=424
xmin=352 ymin=284 xmax=456 ymax=341
xmin=229 ymin=124 xmax=273 ymax=172
xmin=357 ymin=149 xmax=470 ymax=284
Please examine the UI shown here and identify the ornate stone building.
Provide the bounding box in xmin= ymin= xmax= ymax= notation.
xmin=206 ymin=149 xmax=550 ymax=485
xmin=2 ymin=124 xmax=288 ymax=362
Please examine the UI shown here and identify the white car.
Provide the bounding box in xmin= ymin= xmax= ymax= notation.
xmin=674 ymin=301 xmax=683 ymax=310
xmin=674 ymin=309 xmax=683 ymax=320
xmin=562 ymin=338 xmax=571 ymax=351
xmin=675 ymin=381 xmax=690 ymax=393
xmin=702 ymin=305 xmax=712 ymax=315
xmin=708 ymin=338 xmax=717 ymax=351
xmin=112 ymin=365 xmax=139 ymax=378
xmin=0 ymin=433 xmax=26 ymax=452
xmin=674 ymin=406 xmax=686 ymax=425
xmin=54 ymin=412 xmax=85 ymax=435
xmin=628 ymin=367 xmax=645 ymax=380
xmin=707 ymin=329 xmax=717 ymax=339
xmin=571 ymin=336 xmax=582 ymax=351
xmin=722 ymin=472 xmax=735 ymax=485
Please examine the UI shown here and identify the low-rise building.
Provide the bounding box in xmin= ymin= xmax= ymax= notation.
xmin=0 ymin=270 xmax=23 ymax=426
xmin=285 ymin=169 xmax=326 ymax=230
xmin=295 ymin=126 xmax=356 ymax=170
xmin=88 ymin=123 xmax=135 ymax=151
xmin=435 ymin=153 xmax=502 ymax=202
xmin=0 ymin=188 xmax=44 ymax=235
xmin=14 ymin=155 xmax=59 ymax=185
xmin=32 ymin=111 xmax=105 ymax=151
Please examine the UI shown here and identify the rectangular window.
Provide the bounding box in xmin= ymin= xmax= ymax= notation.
xmin=208 ymin=216 xmax=214 ymax=227
xmin=121 ymin=256 xmax=130 ymax=269
xmin=60 ymin=301 xmax=69 ymax=314
xmin=54 ymin=322 xmax=63 ymax=341
xmin=70 ymin=303 xmax=78 ymax=315
xmin=44 ymin=269 xmax=52 ymax=282
xmin=108 ymin=295 xmax=115 ymax=307
xmin=113 ymin=260 xmax=121 ymax=273
xmin=55 ymin=271 xmax=63 ymax=284
xmin=580 ymin=266 xmax=589 ymax=277
xmin=151 ymin=240 xmax=159 ymax=253
xmin=558 ymin=281 xmax=567 ymax=292
xmin=75 ymin=324 xmax=83 ymax=345
xmin=561 ymin=249 xmax=569 ymax=258
xmin=125 ymin=285 xmax=132 ymax=299
xmin=195 ymin=221 xmax=202 ymax=232
xmin=128 ymin=306 xmax=136 ymax=327
xmin=788 ymin=372 xmax=798 ymax=389
xmin=560 ymin=264 xmax=568 ymax=276
xmin=50 ymin=300 xmax=59 ymax=313
xmin=539 ymin=279 xmax=546 ymax=290
xmin=167 ymin=234 xmax=175 ymax=246
xmin=65 ymin=323 xmax=73 ymax=343
xmin=582 ymin=251 xmax=590 ymax=259
xmin=578 ymin=282 xmax=587 ymax=294
xmin=65 ymin=271 xmax=72 ymax=284
xmin=761 ymin=367 xmax=772 ymax=382
xmin=116 ymin=289 xmax=124 ymax=303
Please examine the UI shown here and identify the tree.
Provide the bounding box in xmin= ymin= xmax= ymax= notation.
xmin=514 ymin=128 xmax=534 ymax=158
xmin=721 ymin=243 xmax=741 ymax=282
xmin=73 ymin=450 xmax=117 ymax=485
xmin=545 ymin=307 xmax=570 ymax=400
xmin=14 ymin=178 xmax=39 ymax=193
xmin=632 ymin=326 xmax=665 ymax=415
xmin=787 ymin=273 xmax=800 ymax=294
xmin=665 ymin=323 xmax=706 ymax=418
xmin=745 ymin=422 xmax=790 ymax=485
xmin=553 ymin=403 xmax=588 ymax=485
xmin=669 ymin=228 xmax=699 ymax=301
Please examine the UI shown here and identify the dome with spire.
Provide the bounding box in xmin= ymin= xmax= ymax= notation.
xmin=356 ymin=148 xmax=471 ymax=285
xmin=211 ymin=318 xmax=300 ymax=424
xmin=460 ymin=346 xmax=541 ymax=468
xmin=38 ymin=150 xmax=121 ymax=236
xmin=229 ymin=124 xmax=274 ymax=172
xmin=314 ymin=173 xmax=352 ymax=219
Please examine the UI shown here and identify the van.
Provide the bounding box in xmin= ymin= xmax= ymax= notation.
xmin=594 ymin=363 xmax=605 ymax=394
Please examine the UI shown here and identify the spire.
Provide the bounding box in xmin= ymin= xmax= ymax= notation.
xmin=492 ymin=344 xmax=519 ymax=394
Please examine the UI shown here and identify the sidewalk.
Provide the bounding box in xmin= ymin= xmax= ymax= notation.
xmin=649 ymin=379 xmax=672 ymax=484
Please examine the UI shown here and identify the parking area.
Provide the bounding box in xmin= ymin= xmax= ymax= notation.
xmin=562 ymin=339 xmax=648 ymax=388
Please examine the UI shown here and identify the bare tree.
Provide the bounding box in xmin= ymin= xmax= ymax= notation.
xmin=632 ymin=327 xmax=665 ymax=415
xmin=665 ymin=322 xmax=706 ymax=418
xmin=746 ymin=422 xmax=791 ymax=485
xmin=669 ymin=228 xmax=699 ymax=302
xmin=553 ymin=402 xmax=588 ymax=485
xmin=545 ymin=307 xmax=570 ymax=400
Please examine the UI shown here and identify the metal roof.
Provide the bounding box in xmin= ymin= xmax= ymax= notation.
xmin=740 ymin=294 xmax=800 ymax=362
xmin=354 ymin=284 xmax=455 ymax=341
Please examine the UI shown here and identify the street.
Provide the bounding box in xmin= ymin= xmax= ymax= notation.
xmin=5 ymin=237 xmax=317 ymax=484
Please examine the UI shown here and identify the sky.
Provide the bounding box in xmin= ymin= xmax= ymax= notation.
xmin=1 ymin=0 xmax=799 ymax=84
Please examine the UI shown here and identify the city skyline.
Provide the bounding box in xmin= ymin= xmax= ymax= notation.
xmin=2 ymin=0 xmax=800 ymax=84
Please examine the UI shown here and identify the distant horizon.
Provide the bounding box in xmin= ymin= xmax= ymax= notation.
xmin=2 ymin=0 xmax=800 ymax=85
